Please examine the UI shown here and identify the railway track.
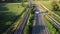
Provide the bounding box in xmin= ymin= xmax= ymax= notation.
xmin=44 ymin=13 xmax=60 ymax=28
xmin=14 ymin=8 xmax=30 ymax=34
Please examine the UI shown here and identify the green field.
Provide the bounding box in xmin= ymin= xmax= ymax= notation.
xmin=40 ymin=1 xmax=60 ymax=16
xmin=0 ymin=3 xmax=28 ymax=34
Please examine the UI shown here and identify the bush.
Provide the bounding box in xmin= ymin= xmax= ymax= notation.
xmin=24 ymin=5 xmax=35 ymax=34
xmin=53 ymin=4 xmax=59 ymax=11
xmin=52 ymin=1 xmax=59 ymax=11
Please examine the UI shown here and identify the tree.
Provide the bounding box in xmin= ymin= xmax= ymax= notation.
xmin=53 ymin=4 xmax=59 ymax=11
xmin=52 ymin=0 xmax=59 ymax=11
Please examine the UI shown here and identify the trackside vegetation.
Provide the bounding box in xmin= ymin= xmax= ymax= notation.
xmin=24 ymin=5 xmax=35 ymax=34
xmin=40 ymin=1 xmax=60 ymax=16
xmin=4 ymin=4 xmax=29 ymax=34
xmin=37 ymin=1 xmax=60 ymax=23
xmin=44 ymin=14 xmax=60 ymax=34
xmin=49 ymin=14 xmax=60 ymax=23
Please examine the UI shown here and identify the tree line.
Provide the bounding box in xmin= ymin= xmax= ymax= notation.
xmin=0 ymin=0 xmax=28 ymax=3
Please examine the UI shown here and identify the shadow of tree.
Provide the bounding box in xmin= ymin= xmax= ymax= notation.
xmin=0 ymin=3 xmax=9 ymax=11
xmin=32 ymin=25 xmax=45 ymax=34
xmin=0 ymin=12 xmax=16 ymax=33
xmin=32 ymin=14 xmax=46 ymax=34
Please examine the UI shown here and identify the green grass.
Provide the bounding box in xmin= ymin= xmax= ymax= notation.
xmin=53 ymin=11 xmax=60 ymax=16
xmin=24 ymin=14 xmax=31 ymax=34
xmin=12 ymin=7 xmax=28 ymax=31
xmin=40 ymin=1 xmax=60 ymax=23
xmin=44 ymin=15 xmax=60 ymax=34
xmin=4 ymin=3 xmax=28 ymax=15
xmin=40 ymin=1 xmax=60 ymax=16
xmin=40 ymin=1 xmax=52 ymax=10
xmin=50 ymin=14 xmax=60 ymax=23
xmin=24 ymin=6 xmax=35 ymax=34
xmin=24 ymin=14 xmax=34 ymax=34
xmin=0 ymin=3 xmax=28 ymax=34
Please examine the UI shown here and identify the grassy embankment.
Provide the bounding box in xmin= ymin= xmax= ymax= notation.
xmin=24 ymin=5 xmax=35 ymax=34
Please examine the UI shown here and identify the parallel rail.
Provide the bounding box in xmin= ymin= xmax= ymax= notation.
xmin=45 ymin=13 xmax=60 ymax=28
xmin=14 ymin=8 xmax=31 ymax=34
xmin=4 ymin=7 xmax=30 ymax=34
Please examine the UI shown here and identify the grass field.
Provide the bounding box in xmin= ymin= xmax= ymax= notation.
xmin=40 ymin=1 xmax=60 ymax=16
xmin=0 ymin=3 xmax=25 ymax=15
xmin=0 ymin=3 xmax=28 ymax=34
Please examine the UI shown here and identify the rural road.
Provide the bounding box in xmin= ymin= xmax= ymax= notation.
xmin=32 ymin=4 xmax=50 ymax=34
